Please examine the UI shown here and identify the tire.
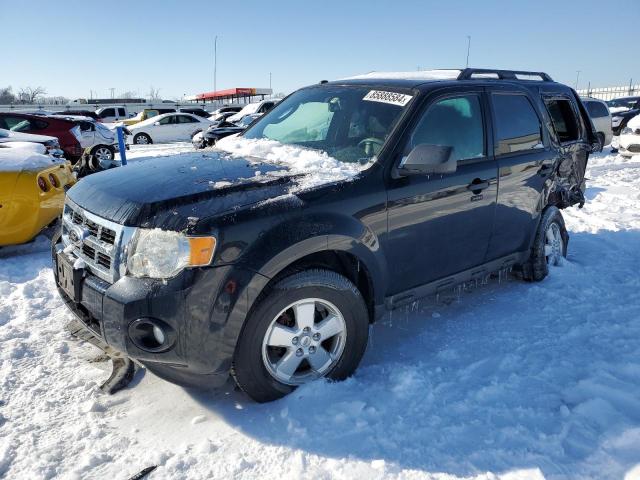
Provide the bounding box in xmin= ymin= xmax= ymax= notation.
xmin=91 ymin=145 xmax=115 ymax=161
xmin=133 ymin=133 xmax=152 ymax=145
xmin=232 ymin=269 xmax=369 ymax=402
xmin=522 ymin=206 xmax=569 ymax=282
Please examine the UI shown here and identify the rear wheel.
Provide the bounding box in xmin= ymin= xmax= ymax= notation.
xmin=133 ymin=133 xmax=152 ymax=145
xmin=91 ymin=145 xmax=115 ymax=161
xmin=232 ymin=269 xmax=369 ymax=402
xmin=522 ymin=206 xmax=568 ymax=281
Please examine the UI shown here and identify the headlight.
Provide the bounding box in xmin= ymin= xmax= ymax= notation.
xmin=621 ymin=127 xmax=632 ymax=135
xmin=127 ymin=229 xmax=216 ymax=279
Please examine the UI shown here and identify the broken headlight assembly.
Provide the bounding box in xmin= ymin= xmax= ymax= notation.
xmin=127 ymin=228 xmax=216 ymax=279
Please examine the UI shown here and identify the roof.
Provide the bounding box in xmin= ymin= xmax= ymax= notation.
xmin=332 ymin=68 xmax=555 ymax=89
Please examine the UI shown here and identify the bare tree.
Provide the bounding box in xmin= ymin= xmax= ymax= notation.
xmin=18 ymin=86 xmax=47 ymax=104
xmin=0 ymin=86 xmax=16 ymax=104
xmin=148 ymin=86 xmax=161 ymax=101
xmin=118 ymin=91 xmax=138 ymax=99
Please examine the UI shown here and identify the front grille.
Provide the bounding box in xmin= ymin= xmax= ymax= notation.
xmin=61 ymin=200 xmax=134 ymax=283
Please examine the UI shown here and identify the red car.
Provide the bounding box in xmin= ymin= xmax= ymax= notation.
xmin=0 ymin=112 xmax=83 ymax=161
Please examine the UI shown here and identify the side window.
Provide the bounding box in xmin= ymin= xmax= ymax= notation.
xmin=408 ymin=94 xmax=484 ymax=162
xmin=491 ymin=94 xmax=543 ymax=155
xmin=545 ymin=98 xmax=581 ymax=143
xmin=118 ymin=108 xmax=126 ymax=116
xmin=33 ymin=119 xmax=49 ymax=130
xmin=100 ymin=108 xmax=115 ymax=118
xmin=158 ymin=115 xmax=174 ymax=125
xmin=177 ymin=115 xmax=197 ymax=123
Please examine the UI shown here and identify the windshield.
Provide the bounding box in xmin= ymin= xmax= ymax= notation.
xmin=243 ymin=86 xmax=412 ymax=163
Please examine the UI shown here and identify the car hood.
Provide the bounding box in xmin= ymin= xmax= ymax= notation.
xmin=0 ymin=129 xmax=58 ymax=143
xmin=66 ymin=150 xmax=302 ymax=229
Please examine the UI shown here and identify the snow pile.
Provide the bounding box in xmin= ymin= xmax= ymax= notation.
xmin=1 ymin=145 xmax=640 ymax=479
xmin=626 ymin=113 xmax=640 ymax=130
xmin=0 ymin=147 xmax=63 ymax=172
xmin=215 ymin=136 xmax=370 ymax=190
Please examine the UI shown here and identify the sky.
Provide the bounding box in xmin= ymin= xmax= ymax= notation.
xmin=2 ymin=0 xmax=638 ymax=101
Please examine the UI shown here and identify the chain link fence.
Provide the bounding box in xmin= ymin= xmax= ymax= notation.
xmin=577 ymin=83 xmax=639 ymax=100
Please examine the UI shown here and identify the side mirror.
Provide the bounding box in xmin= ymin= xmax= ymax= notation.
xmin=153 ymin=121 xmax=160 ymax=126
xmin=398 ymin=144 xmax=456 ymax=175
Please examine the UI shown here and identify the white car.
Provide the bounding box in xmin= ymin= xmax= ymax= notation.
xmin=227 ymin=99 xmax=279 ymax=123
xmin=618 ymin=114 xmax=640 ymax=157
xmin=127 ymin=113 xmax=213 ymax=145
xmin=0 ymin=128 xmax=63 ymax=157
xmin=582 ymin=97 xmax=613 ymax=147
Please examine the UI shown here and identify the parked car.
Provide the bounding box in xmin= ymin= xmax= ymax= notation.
xmin=95 ymin=106 xmax=131 ymax=123
xmin=208 ymin=105 xmax=243 ymax=121
xmin=0 ymin=112 xmax=82 ymax=160
xmin=618 ymin=113 xmax=640 ymax=157
xmin=178 ymin=108 xmax=211 ymax=118
xmin=227 ymin=99 xmax=278 ymax=123
xmin=192 ymin=114 xmax=261 ymax=149
xmin=581 ymin=97 xmax=612 ymax=147
xmin=0 ymin=128 xmax=63 ymax=157
xmin=73 ymin=118 xmax=121 ymax=161
xmin=53 ymin=68 xmax=598 ymax=402
xmin=127 ymin=112 xmax=213 ymax=144
xmin=52 ymin=110 xmax=101 ymax=122
xmin=121 ymin=109 xmax=161 ymax=126
xmin=606 ymin=96 xmax=640 ymax=135
xmin=0 ymin=142 xmax=75 ymax=246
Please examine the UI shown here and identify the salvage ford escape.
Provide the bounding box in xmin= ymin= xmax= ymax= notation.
xmin=53 ymin=69 xmax=599 ymax=402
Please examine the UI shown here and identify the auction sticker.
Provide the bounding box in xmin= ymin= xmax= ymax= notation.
xmin=363 ymin=90 xmax=413 ymax=106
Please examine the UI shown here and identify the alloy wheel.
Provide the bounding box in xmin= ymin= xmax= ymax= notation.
xmin=261 ymin=298 xmax=347 ymax=385
xmin=544 ymin=222 xmax=563 ymax=266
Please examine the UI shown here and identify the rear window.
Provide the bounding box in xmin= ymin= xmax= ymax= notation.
xmin=545 ymin=98 xmax=581 ymax=143
xmin=584 ymin=101 xmax=609 ymax=118
xmin=491 ymin=94 xmax=543 ymax=155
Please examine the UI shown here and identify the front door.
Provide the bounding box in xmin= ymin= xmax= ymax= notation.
xmin=385 ymin=89 xmax=498 ymax=296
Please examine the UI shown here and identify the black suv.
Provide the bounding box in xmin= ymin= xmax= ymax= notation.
xmin=53 ymin=68 xmax=598 ymax=402
xmin=607 ymin=96 xmax=640 ymax=135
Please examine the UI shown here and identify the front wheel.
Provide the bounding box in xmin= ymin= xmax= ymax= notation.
xmin=232 ymin=269 xmax=369 ymax=402
xmin=522 ymin=206 xmax=568 ymax=281
xmin=133 ymin=133 xmax=152 ymax=145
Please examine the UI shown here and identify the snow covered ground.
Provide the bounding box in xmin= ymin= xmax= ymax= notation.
xmin=1 ymin=144 xmax=639 ymax=480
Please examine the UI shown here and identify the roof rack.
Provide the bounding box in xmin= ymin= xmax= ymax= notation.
xmin=458 ymin=68 xmax=553 ymax=82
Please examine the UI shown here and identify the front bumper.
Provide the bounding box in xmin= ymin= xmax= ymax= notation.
xmin=52 ymin=235 xmax=259 ymax=389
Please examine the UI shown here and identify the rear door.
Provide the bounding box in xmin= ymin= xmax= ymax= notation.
xmin=542 ymin=93 xmax=592 ymax=205
xmin=175 ymin=114 xmax=202 ymax=140
xmin=485 ymin=87 xmax=552 ymax=260
xmin=385 ymin=87 xmax=498 ymax=294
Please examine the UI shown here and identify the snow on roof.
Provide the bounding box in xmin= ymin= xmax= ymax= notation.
xmin=342 ymin=69 xmax=461 ymax=81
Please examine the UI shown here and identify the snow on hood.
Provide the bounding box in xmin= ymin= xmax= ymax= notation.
xmin=0 ymin=128 xmax=57 ymax=143
xmin=0 ymin=147 xmax=64 ymax=172
xmin=609 ymin=106 xmax=630 ymax=115
xmin=0 ymin=141 xmax=47 ymax=154
xmin=215 ymin=136 xmax=370 ymax=191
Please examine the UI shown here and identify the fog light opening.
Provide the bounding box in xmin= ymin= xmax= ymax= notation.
xmin=128 ymin=318 xmax=175 ymax=353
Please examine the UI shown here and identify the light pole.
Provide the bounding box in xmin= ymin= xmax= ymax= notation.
xmin=466 ymin=35 xmax=471 ymax=68
xmin=269 ymin=72 xmax=272 ymax=92
xmin=214 ymin=36 xmax=218 ymax=94
xmin=575 ymin=70 xmax=581 ymax=90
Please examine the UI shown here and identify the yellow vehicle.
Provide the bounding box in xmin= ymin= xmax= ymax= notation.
xmin=121 ymin=109 xmax=160 ymax=126
xmin=0 ymin=147 xmax=76 ymax=246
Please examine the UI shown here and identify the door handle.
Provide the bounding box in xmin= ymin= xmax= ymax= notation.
xmin=467 ymin=178 xmax=489 ymax=193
